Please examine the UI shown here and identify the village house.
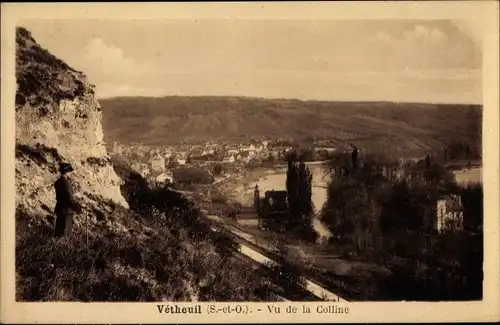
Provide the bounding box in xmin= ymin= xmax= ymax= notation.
xmin=315 ymin=147 xmax=337 ymax=154
xmin=248 ymin=150 xmax=258 ymax=159
xmin=131 ymin=162 xmax=150 ymax=178
xmin=176 ymin=151 xmax=189 ymax=165
xmin=237 ymin=143 xmax=251 ymax=152
xmin=236 ymin=151 xmax=251 ymax=163
xmin=155 ymin=171 xmax=174 ymax=184
xmin=190 ymin=148 xmax=205 ymax=158
xmin=197 ymin=147 xmax=216 ymax=156
xmin=150 ymin=153 xmax=166 ymax=173
xmin=223 ymin=154 xmax=236 ymax=164
xmin=148 ymin=147 xmax=159 ymax=157
xmin=227 ymin=148 xmax=239 ymax=155
xmin=134 ymin=145 xmax=148 ymax=157
xmin=436 ymin=194 xmax=464 ymax=233
xmin=163 ymin=149 xmax=173 ymax=159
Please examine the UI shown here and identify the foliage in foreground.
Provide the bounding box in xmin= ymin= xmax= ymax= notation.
xmin=16 ymin=156 xmax=277 ymax=302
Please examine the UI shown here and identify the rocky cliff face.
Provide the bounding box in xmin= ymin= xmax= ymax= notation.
xmin=15 ymin=27 xmax=128 ymax=224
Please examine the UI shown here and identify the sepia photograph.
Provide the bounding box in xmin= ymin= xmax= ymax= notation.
xmin=1 ymin=1 xmax=499 ymax=324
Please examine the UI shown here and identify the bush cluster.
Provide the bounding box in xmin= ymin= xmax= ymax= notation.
xmin=320 ymin=152 xmax=483 ymax=300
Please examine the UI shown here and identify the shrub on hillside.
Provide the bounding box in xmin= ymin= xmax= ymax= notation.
xmin=16 ymin=27 xmax=88 ymax=111
xmin=16 ymin=156 xmax=280 ymax=301
xmin=16 ymin=207 xmax=274 ymax=301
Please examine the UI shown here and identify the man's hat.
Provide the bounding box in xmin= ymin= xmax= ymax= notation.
xmin=59 ymin=162 xmax=74 ymax=173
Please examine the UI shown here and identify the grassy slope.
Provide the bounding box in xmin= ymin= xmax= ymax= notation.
xmin=16 ymin=209 xmax=277 ymax=302
xmin=100 ymin=96 xmax=482 ymax=157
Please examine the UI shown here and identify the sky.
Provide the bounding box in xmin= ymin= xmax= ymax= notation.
xmin=20 ymin=19 xmax=482 ymax=104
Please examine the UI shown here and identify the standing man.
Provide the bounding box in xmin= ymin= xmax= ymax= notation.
xmin=54 ymin=162 xmax=78 ymax=237
xmin=351 ymin=145 xmax=358 ymax=170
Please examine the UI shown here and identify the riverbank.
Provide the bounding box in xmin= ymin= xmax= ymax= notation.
xmin=241 ymin=166 xmax=330 ymax=212
xmin=452 ymin=167 xmax=482 ymax=185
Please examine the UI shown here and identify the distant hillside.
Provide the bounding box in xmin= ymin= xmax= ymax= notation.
xmin=100 ymin=96 xmax=482 ymax=157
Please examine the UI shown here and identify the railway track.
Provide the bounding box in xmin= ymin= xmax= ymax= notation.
xmin=230 ymin=249 xmax=317 ymax=302
xmin=209 ymin=219 xmax=348 ymax=302
xmin=210 ymin=224 xmax=319 ymax=302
